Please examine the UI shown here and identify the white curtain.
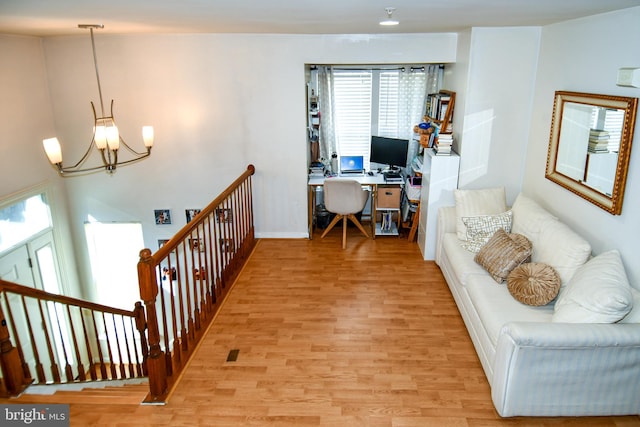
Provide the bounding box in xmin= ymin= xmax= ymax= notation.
xmin=317 ymin=66 xmax=336 ymax=164
xmin=315 ymin=64 xmax=442 ymax=166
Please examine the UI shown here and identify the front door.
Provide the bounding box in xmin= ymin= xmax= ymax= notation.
xmin=0 ymin=232 xmax=69 ymax=383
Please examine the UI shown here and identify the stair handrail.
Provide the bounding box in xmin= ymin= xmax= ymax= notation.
xmin=0 ymin=280 xmax=140 ymax=317
xmin=0 ymin=279 xmax=147 ymax=397
xmin=137 ymin=164 xmax=256 ymax=403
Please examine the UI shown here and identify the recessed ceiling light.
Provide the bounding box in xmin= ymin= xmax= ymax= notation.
xmin=380 ymin=7 xmax=399 ymax=26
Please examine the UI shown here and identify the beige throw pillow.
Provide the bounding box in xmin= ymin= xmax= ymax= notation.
xmin=474 ymin=229 xmax=532 ymax=283
xmin=507 ymin=263 xmax=561 ymax=306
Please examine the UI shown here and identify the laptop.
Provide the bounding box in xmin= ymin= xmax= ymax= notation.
xmin=339 ymin=155 xmax=365 ymax=176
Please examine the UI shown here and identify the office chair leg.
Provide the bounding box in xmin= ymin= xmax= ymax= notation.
xmin=347 ymin=214 xmax=370 ymax=238
xmin=342 ymin=216 xmax=347 ymax=249
xmin=320 ymin=215 xmax=343 ymax=239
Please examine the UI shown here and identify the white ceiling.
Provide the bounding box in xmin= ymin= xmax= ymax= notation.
xmin=1 ymin=0 xmax=639 ymax=37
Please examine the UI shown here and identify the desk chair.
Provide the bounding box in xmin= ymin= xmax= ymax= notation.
xmin=320 ymin=179 xmax=370 ymax=248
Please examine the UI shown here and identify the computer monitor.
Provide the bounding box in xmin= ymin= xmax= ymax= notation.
xmin=369 ymin=136 xmax=409 ymax=170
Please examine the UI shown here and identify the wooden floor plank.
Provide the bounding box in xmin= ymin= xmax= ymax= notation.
xmin=3 ymin=230 xmax=639 ymax=426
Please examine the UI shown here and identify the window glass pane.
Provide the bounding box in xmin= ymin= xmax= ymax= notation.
xmin=85 ymin=222 xmax=144 ymax=310
xmin=378 ymin=71 xmax=400 ymax=136
xmin=0 ymin=194 xmax=52 ymax=253
xmin=333 ymin=70 xmax=373 ymax=169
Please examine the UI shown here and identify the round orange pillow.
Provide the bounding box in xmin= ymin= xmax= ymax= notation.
xmin=507 ymin=262 xmax=560 ymax=306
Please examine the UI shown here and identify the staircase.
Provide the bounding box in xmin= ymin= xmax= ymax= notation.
xmin=0 ymin=165 xmax=257 ymax=404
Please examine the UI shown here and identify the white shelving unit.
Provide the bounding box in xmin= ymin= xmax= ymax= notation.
xmin=375 ymin=185 xmax=402 ymax=236
xmin=417 ymin=149 xmax=460 ymax=260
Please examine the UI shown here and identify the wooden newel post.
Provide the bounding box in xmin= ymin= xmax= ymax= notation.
xmin=133 ymin=301 xmax=149 ymax=376
xmin=137 ymin=248 xmax=167 ymax=400
xmin=0 ymin=302 xmax=28 ymax=396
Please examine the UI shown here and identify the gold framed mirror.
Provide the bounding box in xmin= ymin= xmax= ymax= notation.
xmin=546 ymin=91 xmax=638 ymax=215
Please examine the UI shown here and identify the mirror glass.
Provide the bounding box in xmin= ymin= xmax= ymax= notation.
xmin=546 ymin=91 xmax=638 ymax=215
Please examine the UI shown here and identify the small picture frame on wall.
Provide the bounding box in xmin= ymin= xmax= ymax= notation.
xmin=219 ymin=237 xmax=234 ymax=253
xmin=215 ymin=208 xmax=232 ymax=224
xmin=158 ymin=239 xmax=169 ymax=248
xmin=162 ymin=266 xmax=177 ymax=281
xmin=185 ymin=209 xmax=201 ymax=223
xmin=189 ymin=238 xmax=204 ymax=252
xmin=155 ymin=209 xmax=172 ymax=225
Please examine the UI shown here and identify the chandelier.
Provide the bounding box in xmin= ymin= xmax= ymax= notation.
xmin=43 ymin=24 xmax=154 ymax=176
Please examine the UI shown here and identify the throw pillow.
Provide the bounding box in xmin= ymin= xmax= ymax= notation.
xmin=620 ymin=288 xmax=640 ymax=323
xmin=552 ymin=250 xmax=633 ymax=323
xmin=474 ymin=229 xmax=532 ymax=283
xmin=531 ymin=219 xmax=592 ymax=287
xmin=510 ymin=193 xmax=591 ymax=287
xmin=455 ymin=187 xmax=507 ymax=241
xmin=461 ymin=210 xmax=513 ymax=253
xmin=507 ymin=262 xmax=561 ymax=306
xmin=511 ymin=193 xmax=557 ymax=238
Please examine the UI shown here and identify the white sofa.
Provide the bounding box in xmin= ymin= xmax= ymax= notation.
xmin=434 ymin=190 xmax=640 ymax=417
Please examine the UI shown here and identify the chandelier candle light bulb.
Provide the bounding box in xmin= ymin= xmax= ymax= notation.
xmin=143 ymin=126 xmax=154 ymax=148
xmin=106 ymin=124 xmax=120 ymax=150
xmin=43 ymin=137 xmax=63 ymax=165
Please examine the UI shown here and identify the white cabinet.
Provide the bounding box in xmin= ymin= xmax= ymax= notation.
xmin=417 ymin=150 xmax=460 ymax=260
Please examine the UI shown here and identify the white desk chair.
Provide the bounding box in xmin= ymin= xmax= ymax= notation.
xmin=320 ymin=179 xmax=370 ymax=249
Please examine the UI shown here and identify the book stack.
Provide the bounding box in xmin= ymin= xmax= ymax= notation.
xmin=588 ymin=129 xmax=610 ymax=153
xmin=433 ymin=133 xmax=453 ymax=155
xmin=426 ymin=92 xmax=452 ymax=129
xmin=309 ymin=163 xmax=326 ymax=177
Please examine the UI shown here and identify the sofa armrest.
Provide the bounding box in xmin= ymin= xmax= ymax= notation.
xmin=492 ymin=321 xmax=640 ymax=417
xmin=435 ymin=206 xmax=456 ymax=266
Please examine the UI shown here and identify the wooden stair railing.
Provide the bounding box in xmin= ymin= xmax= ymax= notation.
xmin=137 ymin=164 xmax=256 ymax=404
xmin=0 ymin=280 xmax=148 ymax=398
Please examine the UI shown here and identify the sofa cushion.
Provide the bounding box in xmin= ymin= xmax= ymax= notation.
xmin=442 ymin=233 xmax=487 ymax=286
xmin=474 ymin=229 xmax=532 ymax=283
xmin=553 ymin=250 xmax=633 ymax=323
xmin=511 ymin=193 xmax=591 ymax=286
xmin=511 ymin=193 xmax=557 ymax=238
xmin=465 ymin=275 xmax=554 ymax=347
xmin=507 ymin=262 xmax=561 ymax=306
xmin=461 ymin=210 xmax=513 ymax=253
xmin=455 ymin=187 xmax=507 ymax=241
xmin=620 ymin=288 xmax=640 ymax=323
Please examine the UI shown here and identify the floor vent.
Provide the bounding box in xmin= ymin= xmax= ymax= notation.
xmin=226 ymin=349 xmax=239 ymax=362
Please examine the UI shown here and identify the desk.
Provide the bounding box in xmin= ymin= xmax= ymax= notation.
xmin=308 ymin=174 xmax=403 ymax=239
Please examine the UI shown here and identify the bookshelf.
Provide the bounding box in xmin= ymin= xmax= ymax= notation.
xmin=425 ymin=90 xmax=456 ymax=135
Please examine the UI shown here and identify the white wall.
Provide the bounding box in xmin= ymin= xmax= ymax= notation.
xmin=37 ymin=33 xmax=457 ymax=287
xmin=0 ymin=35 xmax=59 ymax=194
xmin=451 ymin=27 xmax=541 ymax=203
xmin=0 ymin=35 xmax=82 ymax=298
xmin=523 ymin=6 xmax=640 ymax=285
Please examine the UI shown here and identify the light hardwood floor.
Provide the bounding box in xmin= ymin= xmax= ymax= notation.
xmin=5 ymin=229 xmax=640 ymax=426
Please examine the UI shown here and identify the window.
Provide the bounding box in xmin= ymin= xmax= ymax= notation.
xmin=325 ymin=66 xmax=436 ymax=170
xmin=84 ymin=221 xmax=144 ymax=310
xmin=0 ymin=193 xmax=52 ymax=254
xmin=333 ymin=70 xmax=373 ymax=161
